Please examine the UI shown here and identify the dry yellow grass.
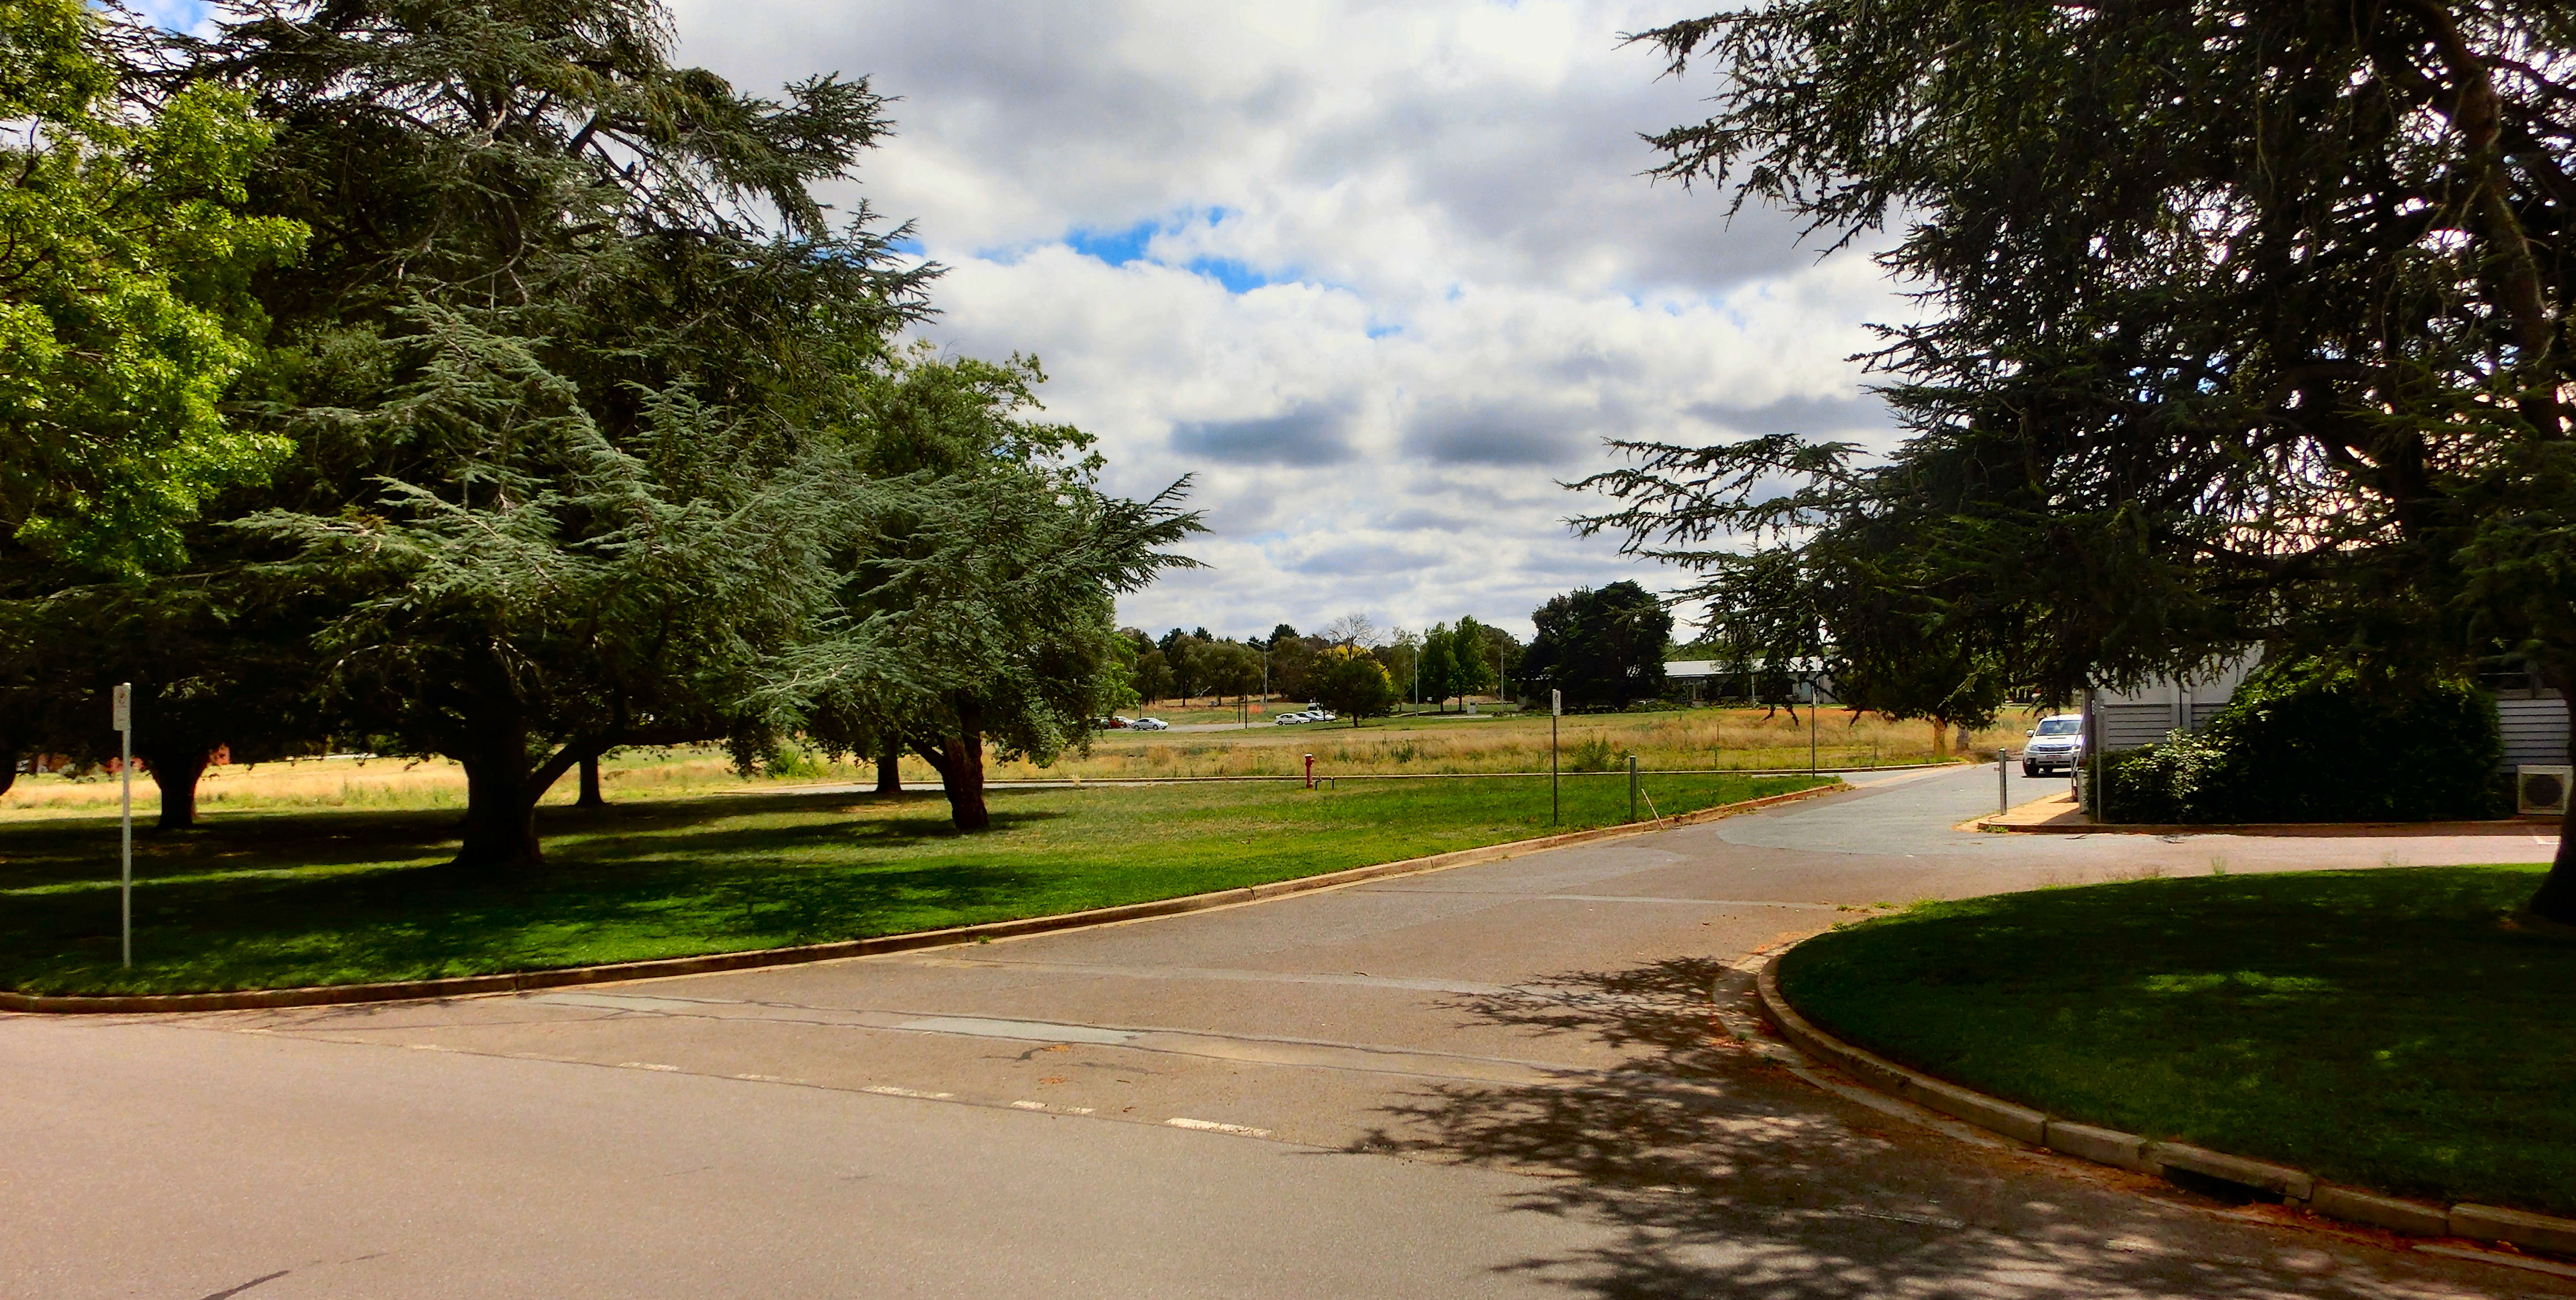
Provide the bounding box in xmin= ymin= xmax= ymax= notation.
xmin=0 ymin=747 xmax=891 ymax=822
xmin=0 ymin=705 xmax=2045 ymax=821
xmin=991 ymin=706 xmax=2035 ymax=781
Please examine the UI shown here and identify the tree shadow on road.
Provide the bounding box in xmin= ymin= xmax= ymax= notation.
xmin=1349 ymin=956 xmax=2518 ymax=1300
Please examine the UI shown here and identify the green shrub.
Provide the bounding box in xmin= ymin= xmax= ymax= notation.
xmin=764 ymin=745 xmax=827 ymax=781
xmin=1565 ymin=734 xmax=1619 ymax=772
xmin=2096 ymin=733 xmax=2214 ymax=823
xmin=2193 ymin=660 xmax=2502 ymax=821
xmin=2100 ymin=658 xmax=2502 ymax=823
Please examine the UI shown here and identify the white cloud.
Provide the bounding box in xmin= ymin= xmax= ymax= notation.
xmin=670 ymin=0 xmax=1911 ymax=639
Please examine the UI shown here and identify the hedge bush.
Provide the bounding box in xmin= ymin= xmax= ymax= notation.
xmin=2096 ymin=658 xmax=2504 ymax=823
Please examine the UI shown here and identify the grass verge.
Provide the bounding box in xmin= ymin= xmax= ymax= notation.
xmin=2 ymin=771 xmax=1826 ymax=996
xmin=1778 ymin=866 xmax=2576 ymax=1215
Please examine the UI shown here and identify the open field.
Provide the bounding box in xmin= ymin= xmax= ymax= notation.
xmin=1039 ymin=704 xmax=2025 ymax=781
xmin=0 ymin=770 xmax=1828 ymax=996
xmin=1779 ymin=866 xmax=2576 ymax=1216
xmin=0 ymin=705 xmax=2023 ymax=821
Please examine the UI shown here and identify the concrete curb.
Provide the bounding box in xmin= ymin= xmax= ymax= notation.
xmin=1970 ymin=815 xmax=2558 ymax=837
xmin=1754 ymin=953 xmax=2576 ymax=1260
xmin=0 ymin=780 xmax=1849 ymax=1015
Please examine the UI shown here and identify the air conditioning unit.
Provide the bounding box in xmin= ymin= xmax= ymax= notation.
xmin=2518 ymin=765 xmax=2572 ymax=817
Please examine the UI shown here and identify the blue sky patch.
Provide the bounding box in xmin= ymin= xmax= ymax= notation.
xmin=1065 ymin=219 xmax=1158 ymax=268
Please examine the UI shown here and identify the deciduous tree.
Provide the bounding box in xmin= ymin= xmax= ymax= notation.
xmin=1308 ymin=645 xmax=1397 ymax=726
xmin=1521 ymin=583 xmax=1671 ymax=711
xmin=0 ymin=1 xmax=304 ymax=572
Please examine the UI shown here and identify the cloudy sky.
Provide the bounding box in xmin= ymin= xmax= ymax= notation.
xmin=153 ymin=1 xmax=1913 ymax=641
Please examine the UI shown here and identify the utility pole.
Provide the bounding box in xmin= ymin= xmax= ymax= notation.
xmin=112 ymin=682 xmax=132 ymax=968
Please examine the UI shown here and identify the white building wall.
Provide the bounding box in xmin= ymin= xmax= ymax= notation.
xmin=2085 ymin=650 xmax=2566 ymax=770
xmin=2085 ymin=653 xmax=2265 ymax=751
xmin=2501 ymin=696 xmax=2571 ymax=769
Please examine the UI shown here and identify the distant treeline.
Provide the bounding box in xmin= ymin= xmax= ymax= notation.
xmin=1121 ymin=617 xmax=1521 ymax=710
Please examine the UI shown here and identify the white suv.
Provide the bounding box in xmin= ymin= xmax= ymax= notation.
xmin=2021 ymin=714 xmax=2085 ymax=776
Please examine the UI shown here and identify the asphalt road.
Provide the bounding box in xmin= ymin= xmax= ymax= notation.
xmin=5 ymin=768 xmax=2566 ymax=1300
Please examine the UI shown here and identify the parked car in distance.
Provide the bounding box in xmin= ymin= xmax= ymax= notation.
xmin=2021 ymin=713 xmax=2085 ymax=776
xmin=1129 ymin=717 xmax=1170 ymax=731
xmin=1307 ymin=707 xmax=1336 ymax=721
xmin=1098 ymin=716 xmax=1132 ymax=729
xmin=1274 ymin=712 xmax=1313 ymax=725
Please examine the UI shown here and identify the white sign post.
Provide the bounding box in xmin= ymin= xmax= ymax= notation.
xmin=112 ymin=682 xmax=132 ymax=968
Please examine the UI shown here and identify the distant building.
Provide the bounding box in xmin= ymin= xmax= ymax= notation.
xmin=1662 ymin=659 xmax=1836 ymax=706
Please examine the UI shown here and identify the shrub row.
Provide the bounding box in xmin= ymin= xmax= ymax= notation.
xmin=2092 ymin=659 xmax=2506 ymax=823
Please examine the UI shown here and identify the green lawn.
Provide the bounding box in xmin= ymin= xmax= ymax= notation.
xmin=1779 ymin=866 xmax=2576 ymax=1215
xmin=0 ymin=771 xmax=1824 ymax=996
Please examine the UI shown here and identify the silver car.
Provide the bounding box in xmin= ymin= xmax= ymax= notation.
xmin=2021 ymin=714 xmax=2085 ymax=776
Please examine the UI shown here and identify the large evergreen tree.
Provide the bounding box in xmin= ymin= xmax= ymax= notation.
xmin=1588 ymin=0 xmax=2576 ymax=918
xmin=788 ymin=348 xmax=1198 ymax=832
xmin=185 ymin=0 xmax=931 ymax=867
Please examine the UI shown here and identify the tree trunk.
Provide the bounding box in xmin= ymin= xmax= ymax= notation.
xmin=0 ymin=747 xmax=16 ymax=799
xmin=454 ymin=712 xmax=545 ymax=870
xmin=142 ymin=743 xmax=213 ymax=832
xmin=575 ymin=755 xmax=606 ymax=807
xmin=875 ymin=734 xmax=901 ymax=794
xmin=2528 ymin=660 xmax=2576 ymax=923
xmin=916 ymin=700 xmax=990 ymax=832
xmin=1931 ymin=721 xmax=1949 ymax=760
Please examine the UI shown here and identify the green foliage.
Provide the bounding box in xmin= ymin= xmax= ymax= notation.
xmin=1565 ymin=733 xmax=1618 ymax=772
xmin=1308 ymin=645 xmax=1399 ymax=723
xmin=786 ymin=345 xmax=1199 ymax=829
xmin=183 ymin=0 xmax=947 ymax=864
xmin=1585 ymin=0 xmax=2576 ymax=709
xmin=0 ymin=2 xmax=306 ymax=572
xmin=1193 ymin=640 xmax=1262 ymax=701
xmin=2104 ymin=660 xmax=2504 ymax=823
xmin=1416 ymin=615 xmax=1497 ymax=709
xmin=1522 ymin=581 xmax=1672 ymax=711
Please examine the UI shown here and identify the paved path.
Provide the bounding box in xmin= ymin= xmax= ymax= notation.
xmin=5 ymin=769 xmax=2564 ymax=1299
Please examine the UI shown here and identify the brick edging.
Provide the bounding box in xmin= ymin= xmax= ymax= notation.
xmin=1754 ymin=952 xmax=2576 ymax=1258
xmin=0 ymin=780 xmax=1847 ymax=1015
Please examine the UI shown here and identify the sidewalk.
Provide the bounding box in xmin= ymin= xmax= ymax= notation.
xmin=1966 ymin=790 xmax=2561 ymax=838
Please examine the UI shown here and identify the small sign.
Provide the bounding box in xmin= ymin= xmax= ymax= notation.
xmin=1550 ymin=688 xmax=1562 ymax=717
xmin=111 ymin=683 xmax=131 ymax=732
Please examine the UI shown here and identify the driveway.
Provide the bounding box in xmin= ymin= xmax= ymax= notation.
xmin=4 ymin=768 xmax=2562 ymax=1299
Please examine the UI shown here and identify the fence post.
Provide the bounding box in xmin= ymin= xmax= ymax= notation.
xmin=1627 ymin=754 xmax=1638 ymax=823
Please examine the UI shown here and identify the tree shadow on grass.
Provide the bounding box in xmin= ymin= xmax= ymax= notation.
xmin=1350 ymin=957 xmax=2504 ymax=1300
xmin=0 ymin=853 xmax=1055 ymax=995
xmin=0 ymin=789 xmax=1058 ymax=893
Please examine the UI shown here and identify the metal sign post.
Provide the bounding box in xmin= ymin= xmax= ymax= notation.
xmin=1549 ymin=689 xmax=1562 ymax=826
xmin=112 ymin=682 xmax=132 ymax=968
xmin=1807 ymin=683 xmax=1818 ymax=774
xmin=1626 ymin=753 xmax=1639 ymax=823
xmin=1999 ymin=746 xmax=2009 ymax=815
